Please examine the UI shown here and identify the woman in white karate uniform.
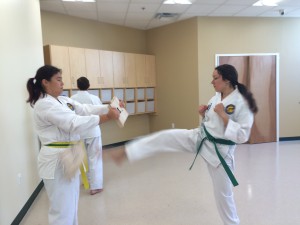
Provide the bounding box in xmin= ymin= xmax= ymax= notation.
xmin=114 ymin=64 xmax=258 ymax=225
xmin=26 ymin=65 xmax=120 ymax=225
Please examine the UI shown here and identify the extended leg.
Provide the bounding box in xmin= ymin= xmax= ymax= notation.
xmin=125 ymin=128 xmax=198 ymax=162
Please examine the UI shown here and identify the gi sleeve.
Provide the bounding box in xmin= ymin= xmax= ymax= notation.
xmin=67 ymin=97 xmax=109 ymax=116
xmin=44 ymin=104 xmax=100 ymax=134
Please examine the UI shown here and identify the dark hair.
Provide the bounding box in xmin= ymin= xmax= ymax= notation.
xmin=77 ymin=77 xmax=90 ymax=90
xmin=26 ymin=65 xmax=61 ymax=107
xmin=215 ymin=64 xmax=258 ymax=114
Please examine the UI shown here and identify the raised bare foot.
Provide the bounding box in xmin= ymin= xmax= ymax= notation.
xmin=90 ymin=189 xmax=103 ymax=195
xmin=109 ymin=146 xmax=127 ymax=165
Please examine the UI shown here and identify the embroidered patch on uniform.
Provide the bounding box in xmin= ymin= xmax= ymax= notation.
xmin=207 ymin=103 xmax=212 ymax=111
xmin=225 ymin=104 xmax=235 ymax=115
xmin=67 ymin=103 xmax=75 ymax=111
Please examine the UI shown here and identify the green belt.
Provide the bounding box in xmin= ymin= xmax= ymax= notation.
xmin=189 ymin=126 xmax=239 ymax=187
xmin=45 ymin=142 xmax=78 ymax=148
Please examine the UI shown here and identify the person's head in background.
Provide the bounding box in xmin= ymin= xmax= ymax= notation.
xmin=77 ymin=77 xmax=90 ymax=91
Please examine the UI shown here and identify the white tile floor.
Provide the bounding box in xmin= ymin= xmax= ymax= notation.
xmin=20 ymin=141 xmax=300 ymax=225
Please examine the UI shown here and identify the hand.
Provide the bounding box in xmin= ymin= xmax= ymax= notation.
xmin=107 ymin=107 xmax=120 ymax=120
xmin=119 ymin=100 xmax=125 ymax=108
xmin=214 ymin=103 xmax=229 ymax=126
xmin=198 ymin=105 xmax=208 ymax=117
xmin=213 ymin=103 xmax=225 ymax=116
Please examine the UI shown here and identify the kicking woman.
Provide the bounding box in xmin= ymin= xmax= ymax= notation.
xmin=113 ymin=64 xmax=258 ymax=225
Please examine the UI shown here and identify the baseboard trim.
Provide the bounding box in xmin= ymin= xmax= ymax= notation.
xmin=103 ymin=140 xmax=128 ymax=150
xmin=11 ymin=180 xmax=44 ymax=225
xmin=279 ymin=136 xmax=300 ymax=141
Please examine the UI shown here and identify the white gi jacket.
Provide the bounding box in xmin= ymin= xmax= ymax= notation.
xmin=71 ymin=91 xmax=102 ymax=139
xmin=34 ymin=94 xmax=109 ymax=179
xmin=200 ymin=88 xmax=254 ymax=167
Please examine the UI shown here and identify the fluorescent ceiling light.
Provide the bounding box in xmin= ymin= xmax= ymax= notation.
xmin=253 ymin=0 xmax=280 ymax=6
xmin=62 ymin=0 xmax=95 ymax=2
xmin=163 ymin=0 xmax=192 ymax=4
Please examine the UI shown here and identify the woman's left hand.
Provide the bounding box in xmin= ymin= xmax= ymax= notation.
xmin=214 ymin=103 xmax=229 ymax=126
xmin=119 ymin=100 xmax=125 ymax=108
xmin=214 ymin=103 xmax=225 ymax=116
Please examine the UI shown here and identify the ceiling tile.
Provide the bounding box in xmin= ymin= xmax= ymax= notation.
xmin=40 ymin=0 xmax=300 ymax=30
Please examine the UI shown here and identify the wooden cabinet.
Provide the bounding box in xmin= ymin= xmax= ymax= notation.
xmin=99 ymin=50 xmax=114 ymax=88
xmin=146 ymin=55 xmax=156 ymax=87
xmin=43 ymin=45 xmax=72 ymax=89
xmin=113 ymin=52 xmax=138 ymax=87
xmin=69 ymin=47 xmax=86 ymax=89
xmin=43 ymin=45 xmax=157 ymax=115
xmin=125 ymin=53 xmax=137 ymax=87
xmin=135 ymin=54 xmax=146 ymax=87
xmin=112 ymin=52 xmax=126 ymax=87
xmin=85 ymin=48 xmax=101 ymax=89
xmin=135 ymin=54 xmax=156 ymax=87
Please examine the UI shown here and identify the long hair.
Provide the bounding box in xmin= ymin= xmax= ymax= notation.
xmin=215 ymin=64 xmax=258 ymax=113
xmin=26 ymin=65 xmax=61 ymax=107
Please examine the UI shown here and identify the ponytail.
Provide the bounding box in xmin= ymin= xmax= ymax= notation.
xmin=26 ymin=77 xmax=46 ymax=107
xmin=237 ymin=83 xmax=258 ymax=114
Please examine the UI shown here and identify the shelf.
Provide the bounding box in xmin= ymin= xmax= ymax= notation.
xmin=137 ymin=101 xmax=146 ymax=113
xmin=126 ymin=102 xmax=135 ymax=115
xmin=125 ymin=88 xmax=135 ymax=101
xmin=114 ymin=88 xmax=124 ymax=101
xmin=100 ymin=89 xmax=112 ymax=102
xmin=146 ymin=100 xmax=155 ymax=112
xmin=137 ymin=88 xmax=145 ymax=100
xmin=63 ymin=87 xmax=157 ymax=115
xmin=146 ymin=87 xmax=155 ymax=99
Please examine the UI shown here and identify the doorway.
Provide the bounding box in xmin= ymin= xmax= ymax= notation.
xmin=216 ymin=54 xmax=279 ymax=143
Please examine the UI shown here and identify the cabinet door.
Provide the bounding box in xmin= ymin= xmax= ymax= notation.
xmin=44 ymin=45 xmax=72 ymax=89
xmin=99 ymin=50 xmax=114 ymax=88
xmin=85 ymin=48 xmax=101 ymax=89
xmin=69 ymin=47 xmax=86 ymax=89
xmin=112 ymin=51 xmax=126 ymax=87
xmin=146 ymin=55 xmax=156 ymax=87
xmin=125 ymin=53 xmax=137 ymax=87
xmin=135 ymin=54 xmax=146 ymax=87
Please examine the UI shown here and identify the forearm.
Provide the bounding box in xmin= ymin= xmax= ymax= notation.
xmin=99 ymin=114 xmax=111 ymax=124
xmin=219 ymin=112 xmax=229 ymax=127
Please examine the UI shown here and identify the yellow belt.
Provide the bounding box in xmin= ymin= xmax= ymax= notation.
xmin=45 ymin=141 xmax=90 ymax=190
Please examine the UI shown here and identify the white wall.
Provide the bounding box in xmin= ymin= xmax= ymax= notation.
xmin=0 ymin=0 xmax=44 ymax=224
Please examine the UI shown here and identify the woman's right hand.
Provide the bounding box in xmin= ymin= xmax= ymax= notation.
xmin=198 ymin=105 xmax=208 ymax=117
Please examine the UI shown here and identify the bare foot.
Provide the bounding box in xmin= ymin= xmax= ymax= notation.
xmin=90 ymin=189 xmax=103 ymax=195
xmin=109 ymin=146 xmax=127 ymax=165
